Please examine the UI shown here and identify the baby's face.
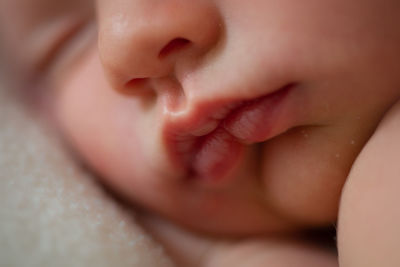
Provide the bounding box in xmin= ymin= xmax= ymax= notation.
xmin=39 ymin=0 xmax=400 ymax=234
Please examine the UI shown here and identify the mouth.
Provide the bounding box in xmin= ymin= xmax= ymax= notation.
xmin=163 ymin=84 xmax=294 ymax=182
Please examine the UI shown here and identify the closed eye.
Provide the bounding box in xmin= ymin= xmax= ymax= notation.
xmin=37 ymin=18 xmax=96 ymax=76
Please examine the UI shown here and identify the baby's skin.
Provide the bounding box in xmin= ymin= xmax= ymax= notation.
xmin=2 ymin=0 xmax=400 ymax=265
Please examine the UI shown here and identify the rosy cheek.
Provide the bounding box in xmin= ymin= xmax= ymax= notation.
xmin=55 ymin=49 xmax=162 ymax=199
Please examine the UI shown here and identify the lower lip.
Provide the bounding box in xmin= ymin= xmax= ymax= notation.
xmin=191 ymin=85 xmax=293 ymax=182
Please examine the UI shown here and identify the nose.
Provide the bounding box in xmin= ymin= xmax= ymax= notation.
xmin=97 ymin=0 xmax=222 ymax=94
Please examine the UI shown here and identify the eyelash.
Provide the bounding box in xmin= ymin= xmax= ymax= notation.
xmin=39 ymin=18 xmax=95 ymax=75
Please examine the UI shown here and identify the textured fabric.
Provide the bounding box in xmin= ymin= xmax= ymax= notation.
xmin=0 ymin=86 xmax=174 ymax=267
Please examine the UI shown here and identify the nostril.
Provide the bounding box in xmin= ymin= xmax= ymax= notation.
xmin=126 ymin=77 xmax=147 ymax=87
xmin=158 ymin=38 xmax=191 ymax=59
xmin=123 ymin=78 xmax=155 ymax=97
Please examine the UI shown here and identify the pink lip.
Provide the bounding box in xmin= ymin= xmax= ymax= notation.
xmin=163 ymin=84 xmax=294 ymax=182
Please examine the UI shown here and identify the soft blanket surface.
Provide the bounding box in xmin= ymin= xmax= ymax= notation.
xmin=0 ymin=86 xmax=174 ymax=267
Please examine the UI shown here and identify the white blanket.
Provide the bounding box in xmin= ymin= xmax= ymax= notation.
xmin=0 ymin=85 xmax=174 ymax=267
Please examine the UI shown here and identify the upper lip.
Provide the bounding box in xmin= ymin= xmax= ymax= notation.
xmin=161 ymin=84 xmax=294 ymax=178
xmin=161 ymin=99 xmax=242 ymax=172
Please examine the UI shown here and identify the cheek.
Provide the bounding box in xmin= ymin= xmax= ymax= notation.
xmin=54 ymin=51 xmax=159 ymax=202
xmin=260 ymin=125 xmax=369 ymax=225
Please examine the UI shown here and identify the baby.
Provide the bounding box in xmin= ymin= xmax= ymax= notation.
xmin=2 ymin=0 xmax=400 ymax=266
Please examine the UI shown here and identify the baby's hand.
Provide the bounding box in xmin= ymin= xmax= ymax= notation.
xmin=140 ymin=213 xmax=338 ymax=267
xmin=338 ymin=99 xmax=400 ymax=266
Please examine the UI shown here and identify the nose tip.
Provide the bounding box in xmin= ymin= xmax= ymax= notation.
xmin=98 ymin=0 xmax=222 ymax=95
